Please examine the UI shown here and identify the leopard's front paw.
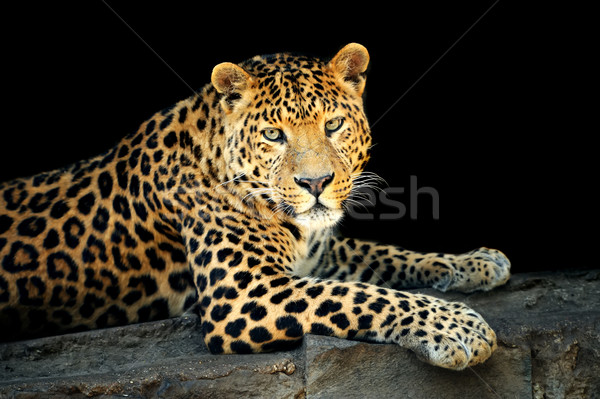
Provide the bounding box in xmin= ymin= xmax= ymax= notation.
xmin=448 ymin=247 xmax=511 ymax=293
xmin=395 ymin=298 xmax=497 ymax=370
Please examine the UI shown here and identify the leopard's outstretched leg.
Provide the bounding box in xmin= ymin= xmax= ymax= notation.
xmin=308 ymin=236 xmax=510 ymax=293
xmin=179 ymin=212 xmax=497 ymax=370
xmin=194 ymin=257 xmax=497 ymax=369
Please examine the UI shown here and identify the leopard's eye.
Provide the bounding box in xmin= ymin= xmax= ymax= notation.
xmin=262 ymin=128 xmax=285 ymax=142
xmin=325 ymin=118 xmax=344 ymax=135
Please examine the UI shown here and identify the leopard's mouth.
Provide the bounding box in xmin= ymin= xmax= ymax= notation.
xmin=295 ymin=203 xmax=344 ymax=229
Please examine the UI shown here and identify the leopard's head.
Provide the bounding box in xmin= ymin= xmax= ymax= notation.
xmin=212 ymin=43 xmax=371 ymax=231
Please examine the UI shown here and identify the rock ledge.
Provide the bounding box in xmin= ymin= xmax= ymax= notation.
xmin=1 ymin=270 xmax=599 ymax=398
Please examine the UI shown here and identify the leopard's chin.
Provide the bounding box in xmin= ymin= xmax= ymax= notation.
xmin=295 ymin=203 xmax=344 ymax=231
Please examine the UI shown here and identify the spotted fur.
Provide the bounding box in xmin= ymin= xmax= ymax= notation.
xmin=0 ymin=44 xmax=510 ymax=369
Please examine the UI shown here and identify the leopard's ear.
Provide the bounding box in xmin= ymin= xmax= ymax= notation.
xmin=329 ymin=43 xmax=370 ymax=97
xmin=211 ymin=62 xmax=253 ymax=113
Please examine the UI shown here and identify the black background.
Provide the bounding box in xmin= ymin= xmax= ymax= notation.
xmin=1 ymin=2 xmax=594 ymax=273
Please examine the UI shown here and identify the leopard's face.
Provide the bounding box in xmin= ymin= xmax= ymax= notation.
xmin=212 ymin=44 xmax=371 ymax=230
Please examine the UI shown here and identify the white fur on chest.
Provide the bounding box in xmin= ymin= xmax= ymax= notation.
xmin=290 ymin=228 xmax=332 ymax=278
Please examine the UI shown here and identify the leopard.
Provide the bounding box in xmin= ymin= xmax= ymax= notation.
xmin=0 ymin=43 xmax=510 ymax=370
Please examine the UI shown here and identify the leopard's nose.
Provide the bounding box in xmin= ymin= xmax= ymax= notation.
xmin=294 ymin=173 xmax=334 ymax=198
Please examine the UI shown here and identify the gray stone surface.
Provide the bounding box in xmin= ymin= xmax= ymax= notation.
xmin=1 ymin=270 xmax=599 ymax=398
xmin=0 ymin=316 xmax=304 ymax=398
xmin=304 ymin=335 xmax=531 ymax=399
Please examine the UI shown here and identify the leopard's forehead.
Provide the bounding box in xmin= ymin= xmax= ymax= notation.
xmin=239 ymin=53 xmax=353 ymax=123
xmin=241 ymin=53 xmax=327 ymax=76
